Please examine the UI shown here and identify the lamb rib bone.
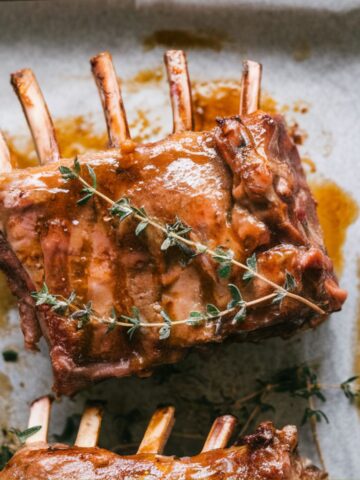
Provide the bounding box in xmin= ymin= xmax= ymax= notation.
xmin=74 ymin=403 xmax=104 ymax=448
xmin=91 ymin=51 xmax=130 ymax=147
xmin=25 ymin=396 xmax=52 ymax=444
xmin=164 ymin=50 xmax=194 ymax=132
xmin=10 ymin=69 xmax=60 ymax=165
xmin=240 ymin=60 xmax=262 ymax=115
xmin=201 ymin=414 xmax=237 ymax=452
xmin=137 ymin=406 xmax=175 ymax=454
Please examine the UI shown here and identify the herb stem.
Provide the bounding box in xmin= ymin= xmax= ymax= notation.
xmin=239 ymin=403 xmax=262 ymax=437
xmin=77 ymin=174 xmax=325 ymax=316
xmin=58 ymin=292 xmax=277 ymax=330
xmin=307 ymin=380 xmax=327 ymax=472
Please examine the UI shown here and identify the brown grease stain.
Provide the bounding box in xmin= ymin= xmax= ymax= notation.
xmin=55 ymin=116 xmax=108 ymax=157
xmin=192 ymin=79 xmax=278 ymax=131
xmin=143 ymin=30 xmax=225 ymax=51
xmin=131 ymin=66 xmax=164 ymax=85
xmin=293 ymin=100 xmax=310 ymax=114
xmin=310 ymin=180 xmax=358 ymax=274
xmin=293 ymin=41 xmax=312 ymax=62
xmin=0 ymin=372 xmax=12 ymax=397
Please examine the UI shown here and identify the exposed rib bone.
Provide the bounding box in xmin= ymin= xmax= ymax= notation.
xmin=10 ymin=69 xmax=60 ymax=165
xmin=137 ymin=407 xmax=175 ymax=454
xmin=201 ymin=415 xmax=237 ymax=453
xmin=164 ymin=50 xmax=193 ymax=132
xmin=0 ymin=132 xmax=12 ymax=173
xmin=90 ymin=52 xmax=130 ymax=147
xmin=26 ymin=396 xmax=52 ymax=444
xmin=75 ymin=403 xmax=104 ymax=448
xmin=240 ymin=60 xmax=262 ymax=115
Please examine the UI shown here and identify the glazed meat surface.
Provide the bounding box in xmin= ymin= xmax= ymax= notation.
xmin=0 ymin=423 xmax=326 ymax=480
xmin=0 ymin=111 xmax=346 ymax=395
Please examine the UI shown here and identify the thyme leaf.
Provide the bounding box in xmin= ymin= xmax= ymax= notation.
xmin=187 ymin=311 xmax=205 ymax=326
xmin=121 ymin=307 xmax=141 ymax=339
xmin=31 ymin=283 xmax=58 ymax=307
xmin=206 ymin=304 xmax=221 ymax=317
xmin=10 ymin=426 xmax=42 ymax=444
xmin=242 ymin=253 xmax=257 ymax=282
xmin=161 ymin=217 xmax=192 ymax=252
xmin=212 ymin=247 xmax=234 ymax=279
xmin=70 ymin=301 xmax=93 ymax=329
xmin=77 ymin=165 xmax=97 ymax=205
xmin=135 ymin=220 xmax=149 ymax=236
xmin=52 ymin=291 xmax=77 ymax=314
xmin=233 ymin=304 xmax=247 ymax=324
xmin=227 ymin=283 xmax=243 ymax=309
xmin=341 ymin=376 xmax=360 ymax=401
xmin=106 ymin=307 xmax=118 ymax=334
xmin=301 ymin=407 xmax=329 ymax=425
xmin=284 ymin=271 xmax=296 ymax=292
xmin=159 ymin=310 xmax=172 ymax=339
xmin=110 ymin=198 xmax=134 ymax=222
xmin=272 ymin=271 xmax=297 ymax=305
xmin=0 ymin=445 xmax=13 ymax=470
xmin=59 ymin=158 xmax=80 ymax=180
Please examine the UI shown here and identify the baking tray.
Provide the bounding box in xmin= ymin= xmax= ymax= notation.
xmin=0 ymin=1 xmax=359 ymax=477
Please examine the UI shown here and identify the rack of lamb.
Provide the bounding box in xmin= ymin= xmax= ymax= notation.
xmin=0 ymin=396 xmax=327 ymax=479
xmin=0 ymin=50 xmax=346 ymax=395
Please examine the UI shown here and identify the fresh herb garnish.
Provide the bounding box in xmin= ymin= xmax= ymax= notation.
xmin=159 ymin=310 xmax=172 ymax=340
xmin=212 ymin=247 xmax=234 ymax=278
xmin=10 ymin=426 xmax=42 ymax=444
xmin=242 ymin=253 xmax=257 ymax=282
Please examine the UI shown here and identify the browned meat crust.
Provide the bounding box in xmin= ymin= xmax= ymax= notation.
xmin=0 ymin=422 xmax=327 ymax=480
xmin=0 ymin=111 xmax=346 ymax=395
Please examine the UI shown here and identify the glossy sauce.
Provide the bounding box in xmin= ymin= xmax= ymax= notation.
xmin=2 ymin=75 xmax=355 ymax=336
xmin=310 ymin=180 xmax=358 ymax=274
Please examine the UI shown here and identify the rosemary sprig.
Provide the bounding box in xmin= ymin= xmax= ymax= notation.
xmin=58 ymin=158 xmax=325 ymax=316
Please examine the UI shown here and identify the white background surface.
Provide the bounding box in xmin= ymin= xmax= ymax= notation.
xmin=0 ymin=1 xmax=359 ymax=478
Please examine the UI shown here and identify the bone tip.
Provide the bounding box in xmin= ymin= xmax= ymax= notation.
xmin=10 ymin=68 xmax=34 ymax=85
xmin=30 ymin=395 xmax=53 ymax=409
xmin=164 ymin=49 xmax=186 ymax=64
xmin=242 ymin=59 xmax=262 ymax=75
xmin=159 ymin=405 xmax=175 ymax=416
xmin=90 ymin=51 xmax=112 ymax=67
xmin=220 ymin=414 xmax=237 ymax=425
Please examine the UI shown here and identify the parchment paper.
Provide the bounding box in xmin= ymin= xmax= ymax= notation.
xmin=0 ymin=1 xmax=359 ymax=478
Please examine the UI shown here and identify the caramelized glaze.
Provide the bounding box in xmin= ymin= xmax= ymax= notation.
xmin=0 ymin=111 xmax=345 ymax=395
xmin=0 ymin=423 xmax=326 ymax=480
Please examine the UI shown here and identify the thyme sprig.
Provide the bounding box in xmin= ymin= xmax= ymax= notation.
xmin=58 ymin=158 xmax=325 ymax=316
xmin=32 ymin=283 xmax=276 ymax=340
xmin=0 ymin=425 xmax=43 ymax=468
xmin=232 ymin=365 xmax=359 ymax=472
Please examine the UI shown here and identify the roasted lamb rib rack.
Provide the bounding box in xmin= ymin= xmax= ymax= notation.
xmin=0 ymin=396 xmax=326 ymax=479
xmin=0 ymin=51 xmax=346 ymax=395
